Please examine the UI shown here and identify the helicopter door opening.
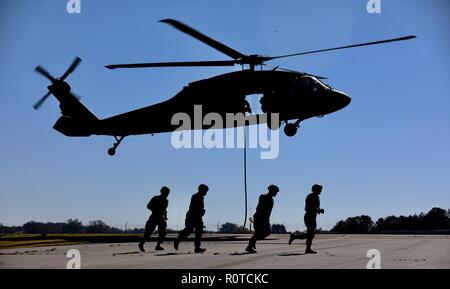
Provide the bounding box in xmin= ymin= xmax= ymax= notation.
xmin=245 ymin=94 xmax=264 ymax=115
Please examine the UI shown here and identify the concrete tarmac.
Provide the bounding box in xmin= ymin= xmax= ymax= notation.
xmin=1 ymin=234 xmax=449 ymax=269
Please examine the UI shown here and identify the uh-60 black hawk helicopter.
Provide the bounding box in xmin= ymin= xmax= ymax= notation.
xmin=33 ymin=19 xmax=416 ymax=156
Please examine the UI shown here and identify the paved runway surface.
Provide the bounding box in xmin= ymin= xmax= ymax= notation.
xmin=1 ymin=234 xmax=449 ymax=269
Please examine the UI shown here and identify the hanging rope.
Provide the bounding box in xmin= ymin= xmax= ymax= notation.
xmin=242 ymin=126 xmax=248 ymax=231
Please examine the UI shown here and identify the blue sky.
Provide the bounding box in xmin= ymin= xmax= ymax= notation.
xmin=0 ymin=0 xmax=449 ymax=231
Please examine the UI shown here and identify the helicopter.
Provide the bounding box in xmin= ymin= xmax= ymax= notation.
xmin=33 ymin=19 xmax=416 ymax=156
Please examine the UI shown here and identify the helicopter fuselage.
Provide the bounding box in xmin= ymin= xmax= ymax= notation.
xmin=92 ymin=69 xmax=351 ymax=136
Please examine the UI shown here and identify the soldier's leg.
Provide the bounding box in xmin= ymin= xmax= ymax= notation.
xmin=305 ymin=224 xmax=314 ymax=250
xmin=248 ymin=233 xmax=257 ymax=248
xmin=139 ymin=218 xmax=157 ymax=252
xmin=250 ymin=221 xmax=260 ymax=246
xmin=194 ymin=219 xmax=204 ymax=250
xmin=177 ymin=227 xmax=193 ymax=243
xmin=174 ymin=218 xmax=194 ymax=250
xmin=260 ymin=221 xmax=271 ymax=240
xmin=142 ymin=220 xmax=158 ymax=243
xmin=247 ymin=219 xmax=262 ymax=251
xmin=156 ymin=219 xmax=167 ymax=248
xmin=246 ymin=232 xmax=258 ymax=253
xmin=305 ymin=217 xmax=317 ymax=253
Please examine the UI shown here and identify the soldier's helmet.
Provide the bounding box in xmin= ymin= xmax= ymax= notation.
xmin=268 ymin=184 xmax=279 ymax=193
xmin=161 ymin=186 xmax=170 ymax=195
xmin=312 ymin=184 xmax=323 ymax=193
xmin=198 ymin=184 xmax=209 ymax=193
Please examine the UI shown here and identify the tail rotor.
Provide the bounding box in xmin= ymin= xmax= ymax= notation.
xmin=33 ymin=57 xmax=82 ymax=110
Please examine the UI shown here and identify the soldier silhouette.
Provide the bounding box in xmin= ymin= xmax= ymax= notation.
xmin=289 ymin=184 xmax=325 ymax=254
xmin=174 ymin=184 xmax=209 ymax=253
xmin=245 ymin=185 xmax=279 ymax=253
xmin=139 ymin=186 xmax=170 ymax=252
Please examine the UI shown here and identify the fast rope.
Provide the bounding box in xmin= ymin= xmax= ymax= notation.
xmin=242 ymin=126 xmax=248 ymax=231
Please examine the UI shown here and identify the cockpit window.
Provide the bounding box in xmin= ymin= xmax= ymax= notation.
xmin=298 ymin=76 xmax=329 ymax=92
xmin=312 ymin=77 xmax=332 ymax=90
xmin=310 ymin=77 xmax=330 ymax=90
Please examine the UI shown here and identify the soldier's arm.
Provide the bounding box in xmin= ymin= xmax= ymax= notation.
xmin=147 ymin=198 xmax=154 ymax=211
xmin=200 ymin=197 xmax=205 ymax=216
xmin=317 ymin=198 xmax=324 ymax=214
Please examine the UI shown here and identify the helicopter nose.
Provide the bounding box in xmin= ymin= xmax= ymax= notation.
xmin=334 ymin=90 xmax=351 ymax=109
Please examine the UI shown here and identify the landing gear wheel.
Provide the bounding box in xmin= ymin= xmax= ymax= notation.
xmin=107 ymin=136 xmax=126 ymax=156
xmin=284 ymin=123 xmax=298 ymax=137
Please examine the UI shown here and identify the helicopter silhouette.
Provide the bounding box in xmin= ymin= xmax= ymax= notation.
xmin=33 ymin=19 xmax=416 ymax=156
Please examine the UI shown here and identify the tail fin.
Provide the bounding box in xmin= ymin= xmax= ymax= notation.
xmin=57 ymin=90 xmax=98 ymax=121
xmin=51 ymin=85 xmax=99 ymax=137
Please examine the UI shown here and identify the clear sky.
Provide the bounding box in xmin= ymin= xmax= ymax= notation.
xmin=0 ymin=0 xmax=449 ymax=231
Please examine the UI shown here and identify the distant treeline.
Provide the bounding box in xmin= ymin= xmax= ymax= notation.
xmin=1 ymin=207 xmax=449 ymax=234
xmin=0 ymin=220 xmax=288 ymax=235
xmin=0 ymin=219 xmax=148 ymax=234
xmin=218 ymin=222 xmax=287 ymax=234
xmin=331 ymin=207 xmax=450 ymax=233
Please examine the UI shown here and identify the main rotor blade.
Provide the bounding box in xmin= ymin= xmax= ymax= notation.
xmin=266 ymin=35 xmax=417 ymax=60
xmin=61 ymin=57 xmax=81 ymax=81
xmin=159 ymin=19 xmax=247 ymax=60
xmin=33 ymin=91 xmax=51 ymax=110
xmin=34 ymin=66 xmax=56 ymax=82
xmin=105 ymin=60 xmax=237 ymax=69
